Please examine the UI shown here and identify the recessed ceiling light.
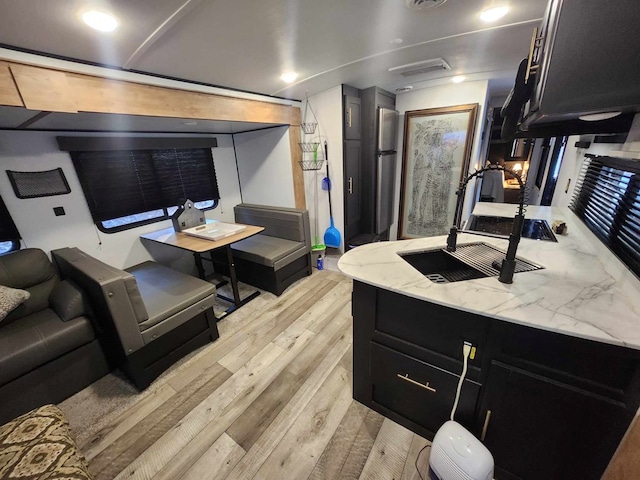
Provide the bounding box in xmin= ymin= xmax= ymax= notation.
xmin=280 ymin=72 xmax=298 ymax=83
xmin=578 ymin=111 xmax=622 ymax=122
xmin=451 ymin=75 xmax=466 ymax=83
xmin=82 ymin=11 xmax=119 ymax=32
xmin=480 ymin=6 xmax=509 ymax=22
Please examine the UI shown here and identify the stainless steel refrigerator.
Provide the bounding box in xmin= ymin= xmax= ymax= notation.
xmin=375 ymin=107 xmax=399 ymax=234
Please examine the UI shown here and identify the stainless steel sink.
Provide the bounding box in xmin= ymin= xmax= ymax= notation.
xmin=400 ymin=242 xmax=544 ymax=284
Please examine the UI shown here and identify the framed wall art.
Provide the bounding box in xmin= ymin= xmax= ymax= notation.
xmin=398 ymin=103 xmax=479 ymax=239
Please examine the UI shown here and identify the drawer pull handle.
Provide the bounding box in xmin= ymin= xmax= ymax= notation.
xmin=397 ymin=373 xmax=436 ymax=392
xmin=481 ymin=409 xmax=492 ymax=442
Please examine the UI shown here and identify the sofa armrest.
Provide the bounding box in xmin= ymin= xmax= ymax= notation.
xmin=52 ymin=247 xmax=147 ymax=354
xmin=49 ymin=280 xmax=91 ymax=322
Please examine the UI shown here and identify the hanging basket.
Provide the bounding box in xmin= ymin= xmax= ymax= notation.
xmin=301 ymin=122 xmax=317 ymax=134
xmin=299 ymin=142 xmax=320 ymax=153
xmin=299 ymin=159 xmax=325 ymax=171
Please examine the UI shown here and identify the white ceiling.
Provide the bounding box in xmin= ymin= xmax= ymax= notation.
xmin=0 ymin=0 xmax=547 ymax=100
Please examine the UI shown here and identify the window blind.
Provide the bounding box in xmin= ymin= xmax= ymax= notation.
xmin=0 ymin=195 xmax=20 ymax=243
xmin=570 ymin=154 xmax=640 ymax=277
xmin=72 ymin=148 xmax=220 ymax=223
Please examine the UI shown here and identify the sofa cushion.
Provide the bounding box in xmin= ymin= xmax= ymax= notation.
xmin=0 ymin=286 xmax=30 ymax=322
xmin=231 ymin=235 xmax=305 ymax=268
xmin=0 ymin=309 xmax=95 ymax=386
xmin=49 ymin=280 xmax=91 ymax=322
xmin=126 ymin=261 xmax=216 ymax=331
xmin=0 ymin=249 xmax=59 ymax=323
xmin=0 ymin=404 xmax=93 ymax=479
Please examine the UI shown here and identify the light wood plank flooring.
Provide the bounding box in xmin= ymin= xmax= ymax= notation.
xmin=78 ymin=270 xmax=431 ymax=480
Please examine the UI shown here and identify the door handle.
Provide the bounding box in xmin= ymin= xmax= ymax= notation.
xmin=397 ymin=373 xmax=436 ymax=392
xmin=481 ymin=409 xmax=492 ymax=442
xmin=348 ymin=177 xmax=353 ymax=194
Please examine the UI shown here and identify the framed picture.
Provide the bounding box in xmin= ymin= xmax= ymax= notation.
xmin=398 ymin=103 xmax=479 ymax=239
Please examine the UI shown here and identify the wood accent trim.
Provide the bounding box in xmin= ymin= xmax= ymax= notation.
xmin=9 ymin=63 xmax=77 ymax=113
xmin=0 ymin=61 xmax=24 ymax=107
xmin=288 ymin=125 xmax=306 ymax=210
xmin=1 ymin=60 xmax=301 ymax=126
xmin=66 ymin=72 xmax=297 ymax=124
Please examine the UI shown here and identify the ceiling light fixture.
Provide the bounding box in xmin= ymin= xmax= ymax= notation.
xmin=82 ymin=10 xmax=119 ymax=32
xmin=280 ymin=72 xmax=298 ymax=83
xmin=451 ymin=75 xmax=466 ymax=83
xmin=578 ymin=111 xmax=623 ymax=121
xmin=480 ymin=6 xmax=509 ymax=22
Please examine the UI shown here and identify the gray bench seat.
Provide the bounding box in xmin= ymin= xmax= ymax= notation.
xmin=231 ymin=235 xmax=305 ymax=269
xmin=213 ymin=203 xmax=312 ymax=296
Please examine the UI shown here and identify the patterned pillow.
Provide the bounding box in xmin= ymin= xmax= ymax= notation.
xmin=0 ymin=285 xmax=30 ymax=322
xmin=0 ymin=404 xmax=93 ymax=479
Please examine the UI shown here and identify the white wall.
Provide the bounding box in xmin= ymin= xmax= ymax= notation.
xmin=302 ymin=86 xmax=344 ymax=251
xmin=233 ymin=126 xmax=295 ymax=208
xmin=391 ymin=80 xmax=490 ymax=240
xmin=0 ymin=131 xmax=241 ymax=273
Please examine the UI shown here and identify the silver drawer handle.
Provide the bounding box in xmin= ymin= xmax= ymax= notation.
xmin=481 ymin=409 xmax=492 ymax=442
xmin=397 ymin=373 xmax=436 ymax=393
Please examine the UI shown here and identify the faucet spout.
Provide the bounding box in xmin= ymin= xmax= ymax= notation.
xmin=448 ymin=164 xmax=526 ymax=283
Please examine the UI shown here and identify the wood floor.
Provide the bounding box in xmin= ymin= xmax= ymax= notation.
xmin=79 ymin=270 xmax=431 ymax=480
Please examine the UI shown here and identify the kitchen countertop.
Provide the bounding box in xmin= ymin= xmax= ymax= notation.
xmin=338 ymin=204 xmax=640 ymax=350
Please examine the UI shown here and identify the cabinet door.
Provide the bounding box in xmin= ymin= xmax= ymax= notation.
xmin=344 ymin=140 xmax=361 ymax=240
xmin=344 ymin=96 xmax=361 ymax=140
xmin=480 ymin=362 xmax=631 ymax=480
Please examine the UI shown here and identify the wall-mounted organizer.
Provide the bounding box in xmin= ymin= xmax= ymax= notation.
xmin=299 ymin=95 xmax=324 ymax=172
xmin=7 ymin=168 xmax=71 ymax=199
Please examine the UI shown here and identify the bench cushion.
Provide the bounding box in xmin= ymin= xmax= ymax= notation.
xmin=0 ymin=309 xmax=95 ymax=386
xmin=126 ymin=261 xmax=216 ymax=331
xmin=232 ymin=235 xmax=305 ymax=268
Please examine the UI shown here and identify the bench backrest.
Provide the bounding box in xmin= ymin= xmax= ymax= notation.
xmin=234 ymin=204 xmax=311 ymax=250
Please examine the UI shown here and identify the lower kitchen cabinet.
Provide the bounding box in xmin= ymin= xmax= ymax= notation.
xmin=352 ymin=281 xmax=640 ymax=480
xmin=480 ymin=362 xmax=632 ymax=480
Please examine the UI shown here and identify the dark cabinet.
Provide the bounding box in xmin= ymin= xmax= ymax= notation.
xmin=352 ymin=280 xmax=640 ymax=480
xmin=520 ymin=0 xmax=640 ymax=131
xmin=344 ymin=140 xmax=361 ymax=241
xmin=480 ymin=362 xmax=632 ymax=480
xmin=344 ymin=95 xmax=361 ymax=140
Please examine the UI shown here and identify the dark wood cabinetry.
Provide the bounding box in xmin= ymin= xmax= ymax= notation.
xmin=353 ymin=281 xmax=640 ymax=480
xmin=343 ymin=140 xmax=362 ymax=240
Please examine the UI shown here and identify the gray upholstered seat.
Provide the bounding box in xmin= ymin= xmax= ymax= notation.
xmin=231 ymin=235 xmax=304 ymax=268
xmin=0 ymin=309 xmax=94 ymax=385
xmin=127 ymin=261 xmax=216 ymax=331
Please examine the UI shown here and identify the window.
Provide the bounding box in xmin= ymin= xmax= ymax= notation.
xmin=0 ymin=195 xmax=20 ymax=254
xmin=72 ymin=147 xmax=220 ymax=232
xmin=570 ymin=154 xmax=640 ymax=278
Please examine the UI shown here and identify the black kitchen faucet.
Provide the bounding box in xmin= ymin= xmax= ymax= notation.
xmin=446 ymin=164 xmax=526 ymax=284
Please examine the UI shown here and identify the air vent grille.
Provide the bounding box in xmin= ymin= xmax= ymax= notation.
xmin=405 ymin=0 xmax=448 ymax=11
xmin=389 ymin=58 xmax=451 ymax=77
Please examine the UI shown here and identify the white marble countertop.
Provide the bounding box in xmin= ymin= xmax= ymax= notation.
xmin=338 ymin=204 xmax=640 ymax=350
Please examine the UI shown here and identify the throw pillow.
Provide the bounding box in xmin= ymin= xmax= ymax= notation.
xmin=0 ymin=285 xmax=30 ymax=322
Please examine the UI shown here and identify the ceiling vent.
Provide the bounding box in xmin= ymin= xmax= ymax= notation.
xmin=405 ymin=0 xmax=448 ymax=11
xmin=396 ymin=86 xmax=414 ymax=93
xmin=388 ymin=58 xmax=451 ymax=77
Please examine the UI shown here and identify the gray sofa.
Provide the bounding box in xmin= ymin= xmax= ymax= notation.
xmin=0 ymin=248 xmax=111 ymax=424
xmin=52 ymin=247 xmax=219 ymax=389
xmin=215 ymin=204 xmax=312 ymax=296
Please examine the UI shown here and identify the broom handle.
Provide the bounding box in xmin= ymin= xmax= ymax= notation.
xmin=325 ymin=141 xmax=333 ymax=219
